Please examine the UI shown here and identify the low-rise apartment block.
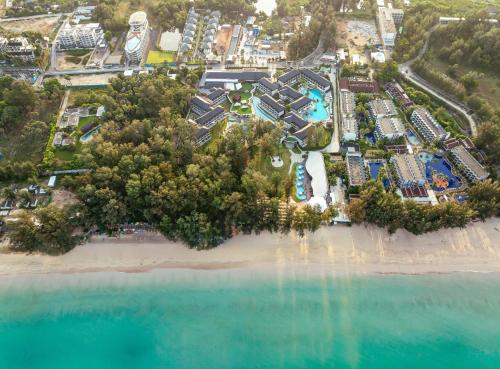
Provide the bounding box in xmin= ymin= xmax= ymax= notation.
xmin=195 ymin=106 xmax=225 ymax=129
xmin=340 ymin=91 xmax=358 ymax=142
xmin=257 ymin=78 xmax=279 ymax=95
xmin=259 ymin=94 xmax=285 ymax=119
xmin=375 ymin=117 xmax=405 ymax=140
xmin=411 ymin=107 xmax=449 ymax=143
xmin=58 ymin=23 xmax=105 ymax=49
xmin=449 ymin=146 xmax=489 ymax=183
xmin=284 ymin=112 xmax=308 ymax=131
xmin=368 ymin=99 xmax=398 ymax=119
xmin=346 ymin=151 xmax=367 ymax=187
xmin=390 ymin=154 xmax=426 ymax=188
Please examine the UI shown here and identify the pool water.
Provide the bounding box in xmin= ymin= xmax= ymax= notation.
xmin=406 ymin=129 xmax=421 ymax=145
xmin=250 ymin=97 xmax=276 ymax=122
xmin=80 ymin=125 xmax=101 ymax=143
xmin=418 ymin=151 xmax=461 ymax=191
xmin=299 ymin=88 xmax=329 ymax=122
xmin=364 ymin=132 xmax=376 ymax=145
xmin=368 ymin=162 xmax=390 ymax=189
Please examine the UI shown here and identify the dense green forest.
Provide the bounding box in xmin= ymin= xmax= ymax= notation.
xmin=348 ymin=180 xmax=500 ymax=234
xmin=286 ymin=0 xmax=337 ymax=60
xmin=40 ymin=72 xmax=329 ymax=250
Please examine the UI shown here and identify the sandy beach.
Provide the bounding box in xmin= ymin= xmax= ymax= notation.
xmin=0 ymin=219 xmax=499 ymax=276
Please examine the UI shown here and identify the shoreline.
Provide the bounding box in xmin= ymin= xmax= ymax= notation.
xmin=1 ymin=219 xmax=500 ymax=278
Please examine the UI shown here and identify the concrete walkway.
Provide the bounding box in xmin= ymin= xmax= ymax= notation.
xmin=305 ymin=151 xmax=328 ymax=198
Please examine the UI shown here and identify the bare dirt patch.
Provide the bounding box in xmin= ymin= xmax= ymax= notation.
xmin=0 ymin=16 xmax=60 ymax=35
xmin=214 ymin=25 xmax=233 ymax=58
xmin=51 ymin=189 xmax=79 ymax=209
xmin=336 ymin=18 xmax=380 ymax=63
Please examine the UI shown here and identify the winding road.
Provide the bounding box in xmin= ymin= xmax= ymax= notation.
xmin=398 ymin=23 xmax=478 ymax=136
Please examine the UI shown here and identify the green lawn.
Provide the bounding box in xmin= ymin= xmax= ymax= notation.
xmin=146 ymin=50 xmax=177 ymax=65
xmin=229 ymin=91 xmax=252 ymax=103
xmin=78 ymin=116 xmax=97 ymax=129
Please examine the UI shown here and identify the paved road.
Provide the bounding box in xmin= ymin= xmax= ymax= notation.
xmin=323 ymin=67 xmax=340 ymax=154
xmin=399 ymin=23 xmax=478 ymax=136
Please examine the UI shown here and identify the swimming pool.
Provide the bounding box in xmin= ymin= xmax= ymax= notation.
xmin=418 ymin=151 xmax=461 ymax=191
xmin=367 ymin=161 xmax=390 ymax=189
xmin=406 ymin=129 xmax=421 ymax=145
xmin=80 ymin=125 xmax=101 ymax=143
xmin=299 ymin=88 xmax=329 ymax=122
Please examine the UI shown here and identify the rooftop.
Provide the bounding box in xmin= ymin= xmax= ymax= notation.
xmin=450 ymin=146 xmax=489 ymax=179
xmin=284 ymin=112 xmax=308 ymax=130
xmin=195 ymin=106 xmax=224 ymax=126
xmin=391 ymin=154 xmax=425 ymax=183
xmin=346 ymin=152 xmax=366 ymax=186
xmin=290 ymin=96 xmax=313 ymax=111
xmin=260 ymin=94 xmax=284 ymax=112
xmin=376 ymin=117 xmax=405 ymax=135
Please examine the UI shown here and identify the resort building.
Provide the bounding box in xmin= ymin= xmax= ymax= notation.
xmin=342 ymin=116 xmax=359 ymax=142
xmin=390 ymin=154 xmax=426 ymax=188
xmin=194 ymin=126 xmax=211 ymax=147
xmin=339 ymin=78 xmax=379 ymax=93
xmin=368 ymin=99 xmax=398 ymax=119
xmin=199 ymin=70 xmax=270 ymax=90
xmin=291 ymin=127 xmax=309 ymax=148
xmin=340 ymin=91 xmax=358 ymax=142
xmin=206 ymin=88 xmax=227 ymax=105
xmin=300 ymin=69 xmax=331 ymax=92
xmin=58 ymin=23 xmax=105 ymax=49
xmin=195 ymin=106 xmax=225 ymax=129
xmin=375 ymin=117 xmax=406 ymax=140
xmin=191 ymin=96 xmax=213 ymax=116
xmin=257 ymin=78 xmax=279 ymax=95
xmin=277 ymin=69 xmax=331 ymax=92
xmin=346 ymin=151 xmax=367 ymax=187
xmin=411 ymin=107 xmax=449 ymax=143
xmin=385 ymin=81 xmax=414 ymax=110
xmin=0 ymin=37 xmax=36 ymax=62
xmin=284 ymin=112 xmax=308 ymax=131
xmin=277 ymin=69 xmax=301 ymax=87
xmin=259 ymin=94 xmax=285 ymax=119
xmin=290 ymin=96 xmax=313 ymax=114
xmin=449 ymin=146 xmax=489 ymax=183
xmin=340 ymin=91 xmax=356 ymax=115
xmin=125 ymin=11 xmax=149 ymax=64
xmin=278 ymin=86 xmax=302 ymax=102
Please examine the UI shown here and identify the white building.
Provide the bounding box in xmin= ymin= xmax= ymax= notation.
xmin=411 ymin=107 xmax=449 ymax=143
xmin=375 ymin=117 xmax=405 ymax=140
xmin=390 ymin=154 xmax=426 ymax=188
xmin=58 ymin=23 xmax=105 ymax=49
xmin=125 ymin=11 xmax=149 ymax=64
xmin=377 ymin=7 xmax=404 ymax=47
xmin=449 ymin=146 xmax=489 ymax=183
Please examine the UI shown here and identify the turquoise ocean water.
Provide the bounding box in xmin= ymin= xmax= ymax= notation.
xmin=1 ymin=272 xmax=500 ymax=369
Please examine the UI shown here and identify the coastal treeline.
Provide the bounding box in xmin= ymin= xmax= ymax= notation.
xmin=54 ymin=73 xmax=330 ymax=249
xmin=347 ymin=180 xmax=500 ymax=234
